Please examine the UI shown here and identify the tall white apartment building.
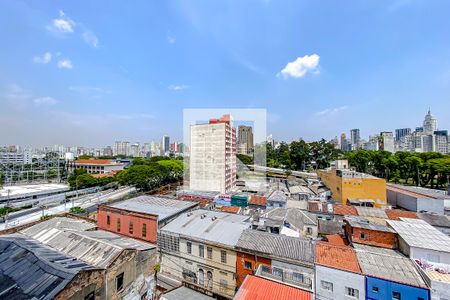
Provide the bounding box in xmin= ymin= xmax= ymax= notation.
xmin=189 ymin=114 xmax=236 ymax=193
xmin=379 ymin=131 xmax=395 ymax=153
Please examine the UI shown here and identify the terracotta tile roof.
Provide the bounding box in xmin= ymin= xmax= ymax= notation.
xmin=220 ymin=206 xmax=241 ymax=214
xmin=385 ymin=209 xmax=418 ymax=221
xmin=325 ymin=234 xmax=348 ymax=246
xmin=75 ymin=159 xmax=114 ymax=165
xmin=315 ymin=242 xmax=361 ymax=273
xmin=248 ymin=195 xmax=267 ymax=206
xmin=333 ymin=204 xmax=358 ymax=216
xmin=235 ymin=275 xmax=312 ymax=300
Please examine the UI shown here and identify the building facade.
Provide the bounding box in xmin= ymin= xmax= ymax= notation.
xmin=71 ymin=159 xmax=125 ymax=174
xmin=237 ymin=125 xmax=254 ymax=155
xmin=189 ymin=114 xmax=236 ymax=193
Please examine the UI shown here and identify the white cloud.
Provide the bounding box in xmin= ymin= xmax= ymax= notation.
xmin=278 ymin=54 xmax=320 ymax=79
xmin=82 ymin=30 xmax=99 ymax=48
xmin=34 ymin=96 xmax=58 ymax=105
xmin=315 ymin=106 xmax=348 ymax=117
xmin=168 ymin=84 xmax=189 ymax=91
xmin=50 ymin=10 xmax=75 ymax=33
xmin=167 ymin=36 xmax=176 ymax=44
xmin=33 ymin=52 xmax=52 ymax=64
xmin=58 ymin=59 xmax=73 ymax=69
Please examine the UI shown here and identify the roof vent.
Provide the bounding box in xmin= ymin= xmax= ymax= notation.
xmin=211 ymin=216 xmax=217 ymax=221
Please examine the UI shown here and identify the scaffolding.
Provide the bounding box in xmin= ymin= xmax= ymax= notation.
xmin=0 ymin=151 xmax=66 ymax=186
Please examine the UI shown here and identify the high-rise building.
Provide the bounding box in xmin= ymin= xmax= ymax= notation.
xmin=130 ymin=143 xmax=140 ymax=157
xmin=423 ymin=109 xmax=438 ymax=134
xmin=395 ymin=128 xmax=411 ymax=142
xmin=434 ymin=130 xmax=449 ymax=154
xmin=189 ymin=114 xmax=236 ymax=193
xmin=161 ymin=135 xmax=170 ymax=154
xmin=350 ymin=129 xmax=360 ymax=146
xmin=340 ymin=133 xmax=349 ymax=152
xmin=103 ymin=146 xmax=113 ymax=157
xmin=237 ymin=125 xmax=254 ymax=155
xmin=379 ymin=132 xmax=395 ymax=153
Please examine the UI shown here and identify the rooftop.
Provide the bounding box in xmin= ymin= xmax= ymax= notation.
xmin=355 ymin=207 xmax=388 ymax=219
xmin=21 ymin=217 xmax=155 ymax=268
xmin=220 ymin=206 xmax=241 ymax=214
xmin=0 ymin=234 xmax=93 ymax=300
xmin=234 ymin=275 xmax=312 ymax=300
xmin=236 ymin=229 xmax=315 ymax=265
xmin=248 ymin=194 xmax=267 ymax=206
xmin=345 ymin=216 xmax=395 ymax=233
xmin=387 ymin=218 xmax=450 ymax=252
xmin=415 ymin=259 xmax=450 ymax=284
xmin=160 ymin=209 xmax=250 ymax=247
xmin=315 ymin=242 xmax=360 ymax=273
xmin=74 ymin=159 xmax=121 ymax=165
xmin=0 ymin=183 xmax=69 ymax=199
xmin=318 ymin=219 xmax=344 ymax=235
xmin=333 ymin=204 xmax=358 ymax=216
xmin=160 ymin=286 xmax=214 ymax=300
xmin=417 ymin=213 xmax=450 ymax=228
xmin=107 ymin=195 xmax=198 ymax=222
xmin=268 ymin=190 xmax=288 ymax=203
xmin=355 ymin=245 xmax=427 ymax=288
xmin=385 ymin=209 xmax=418 ymax=221
xmin=263 ymin=207 xmax=318 ymax=227
xmin=289 ymin=185 xmax=314 ymax=195
xmin=388 ymin=184 xmax=450 ymax=200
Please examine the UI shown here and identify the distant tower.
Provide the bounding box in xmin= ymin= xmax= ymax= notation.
xmin=423 ymin=108 xmax=438 ymax=134
xmin=350 ymin=129 xmax=360 ymax=145
xmin=340 ymin=133 xmax=348 ymax=151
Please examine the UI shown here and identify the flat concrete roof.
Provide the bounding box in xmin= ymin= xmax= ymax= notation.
xmin=0 ymin=183 xmax=69 ymax=198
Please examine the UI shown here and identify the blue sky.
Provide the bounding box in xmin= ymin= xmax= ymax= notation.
xmin=1 ymin=0 xmax=449 ymax=147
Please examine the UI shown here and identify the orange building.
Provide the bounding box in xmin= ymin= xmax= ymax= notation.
xmin=344 ymin=216 xmax=397 ymax=249
xmin=97 ymin=195 xmax=198 ymax=244
xmin=235 ymin=251 xmax=271 ymax=287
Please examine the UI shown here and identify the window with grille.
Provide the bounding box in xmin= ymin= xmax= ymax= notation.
xmin=221 ymin=250 xmax=227 ymax=263
xmin=142 ymin=223 xmax=146 ymax=237
xmin=345 ymin=287 xmax=359 ymax=299
xmin=292 ymin=272 xmax=304 ymax=282
xmin=187 ymin=241 xmax=192 ymax=254
xmin=321 ymin=280 xmax=333 ymax=291
xmin=129 ymin=221 xmax=133 ymax=234
xmin=207 ymin=247 xmax=212 ymax=259
xmin=199 ymin=245 xmax=204 ymax=257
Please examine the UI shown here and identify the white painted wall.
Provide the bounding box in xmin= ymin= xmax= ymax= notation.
xmin=411 ymin=247 xmax=450 ymax=265
xmin=315 ymin=265 xmax=365 ymax=300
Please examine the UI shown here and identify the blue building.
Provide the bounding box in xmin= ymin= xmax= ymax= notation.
xmin=366 ymin=276 xmax=430 ymax=300
xmin=354 ymin=244 xmax=430 ymax=300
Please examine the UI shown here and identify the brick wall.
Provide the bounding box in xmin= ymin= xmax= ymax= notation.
xmin=345 ymin=223 xmax=396 ymax=249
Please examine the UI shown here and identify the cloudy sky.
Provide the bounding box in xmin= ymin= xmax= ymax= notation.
xmin=1 ymin=0 xmax=450 ymax=147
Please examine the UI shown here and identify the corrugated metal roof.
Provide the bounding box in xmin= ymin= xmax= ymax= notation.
xmin=262 ymin=207 xmax=318 ymax=227
xmin=318 ymin=219 xmax=343 ymax=235
xmin=267 ymin=190 xmax=287 ymax=203
xmin=345 ymin=216 xmax=395 ymax=233
xmin=161 ymin=286 xmax=214 ymax=300
xmin=356 ymin=207 xmax=388 ymax=219
xmin=21 ymin=217 xmax=155 ymax=268
xmin=289 ymin=185 xmax=314 ymax=195
xmin=236 ymin=229 xmax=314 ymax=265
xmin=387 ymin=218 xmax=450 ymax=252
xmin=234 ymin=275 xmax=312 ymax=300
xmin=315 ymin=242 xmax=360 ymax=273
xmin=355 ymin=245 xmax=427 ymax=288
xmin=388 ymin=183 xmax=450 ymax=200
xmin=20 ymin=217 xmax=96 ymax=236
xmin=160 ymin=209 xmax=250 ymax=247
xmin=0 ymin=234 xmax=93 ymax=300
xmin=108 ymin=195 xmax=198 ymax=221
xmin=417 ymin=213 xmax=450 ymax=228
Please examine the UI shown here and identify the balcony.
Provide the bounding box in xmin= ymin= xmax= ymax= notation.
xmin=255 ymin=265 xmax=313 ymax=291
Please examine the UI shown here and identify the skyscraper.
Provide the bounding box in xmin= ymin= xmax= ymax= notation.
xmin=237 ymin=125 xmax=254 ymax=155
xmin=379 ymin=132 xmax=395 ymax=153
xmin=395 ymin=128 xmax=412 ymax=142
xmin=189 ymin=114 xmax=236 ymax=193
xmin=350 ymin=129 xmax=360 ymax=145
xmin=423 ymin=108 xmax=438 ymax=134
xmin=340 ymin=133 xmax=348 ymax=151
xmin=161 ymin=135 xmax=170 ymax=154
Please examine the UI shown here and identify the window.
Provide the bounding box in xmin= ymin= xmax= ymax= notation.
xmin=207 ymin=247 xmax=212 ymax=259
xmin=106 ymin=215 xmax=110 ymax=226
xmin=84 ymin=292 xmax=95 ymax=300
xmin=273 ymin=267 xmax=283 ymax=278
xmin=116 ymin=272 xmax=124 ymax=291
xmin=360 ymin=232 xmax=365 ymax=240
xmin=345 ymin=287 xmax=359 ymax=299
xmin=372 ymin=287 xmax=379 ymax=293
xmin=221 ymin=250 xmax=227 ymax=263
xmin=244 ymin=261 xmax=252 ymax=269
xmin=199 ymin=245 xmax=204 ymax=257
xmin=129 ymin=221 xmax=133 ymax=234
xmin=186 ymin=241 xmax=192 ymax=254
xmin=292 ymin=272 xmax=304 ymax=283
xmin=321 ymin=280 xmax=333 ymax=291
xmin=142 ymin=223 xmax=146 ymax=237
xmin=117 ymin=218 xmax=121 ymax=232
xmin=392 ymin=291 xmax=401 ymax=300
xmin=306 ymin=227 xmax=312 ymax=235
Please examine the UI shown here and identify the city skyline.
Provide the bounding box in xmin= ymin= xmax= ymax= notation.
xmin=1 ymin=1 xmax=450 ymax=147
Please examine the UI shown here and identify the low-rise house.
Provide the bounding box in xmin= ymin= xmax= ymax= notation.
xmin=344 ymin=216 xmax=397 ymax=249
xmin=387 ymin=218 xmax=450 ymax=264
xmin=315 ymin=242 xmax=365 ymax=300
xmin=332 ymin=204 xmax=358 ymax=219
xmin=417 ymin=213 xmax=450 ymax=236
xmin=267 ymin=190 xmax=288 ymax=208
xmin=318 ymin=219 xmax=344 ymax=236
xmin=235 ymin=229 xmax=315 ymax=291
xmin=159 ymin=285 xmax=214 ymax=300
xmin=414 ymin=259 xmax=450 ymax=300
xmin=97 ymin=195 xmax=198 ymax=243
xmin=355 ymin=207 xmax=389 ymax=225
xmin=234 ymin=275 xmax=312 ymax=300
xmin=289 ymin=185 xmax=315 ymax=201
xmin=158 ymin=210 xmax=251 ymax=298
xmin=262 ymin=207 xmax=318 ymax=238
xmin=247 ymin=194 xmax=267 ymax=209
xmin=19 ymin=217 xmax=158 ymax=300
xmin=176 ymin=189 xmax=219 ymax=208
xmin=0 ymin=234 xmax=103 ymax=300
xmin=70 ymin=159 xmax=125 ymax=174
xmin=355 ymin=244 xmax=430 ymax=300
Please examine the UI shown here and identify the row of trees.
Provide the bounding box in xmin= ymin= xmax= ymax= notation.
xmin=345 ymin=150 xmax=450 ymax=188
xmin=266 ymin=139 xmax=341 ymax=170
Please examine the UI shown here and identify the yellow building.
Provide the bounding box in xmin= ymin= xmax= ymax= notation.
xmin=317 ymin=163 xmax=387 ymax=208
